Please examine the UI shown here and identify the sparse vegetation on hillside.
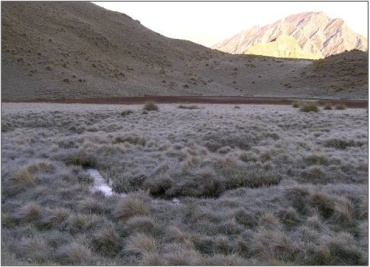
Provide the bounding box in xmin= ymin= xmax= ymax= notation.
xmin=1 ymin=103 xmax=367 ymax=265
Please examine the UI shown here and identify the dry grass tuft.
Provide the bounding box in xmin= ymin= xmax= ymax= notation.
xmin=258 ymin=212 xmax=282 ymax=230
xmin=78 ymin=197 xmax=106 ymax=214
xmin=113 ymin=197 xmax=150 ymax=220
xmin=335 ymin=104 xmax=347 ymax=110
xmin=162 ymin=243 xmax=205 ymax=265
xmin=299 ymin=102 xmax=319 ymax=112
xmin=92 ymin=226 xmax=120 ymax=257
xmin=11 ymin=168 xmax=36 ymax=186
xmin=252 ymin=229 xmax=297 ymax=262
xmin=143 ymin=101 xmax=159 ymax=111
xmin=40 ymin=208 xmax=70 ymax=229
xmin=126 ymin=215 xmax=156 ymax=234
xmin=19 ymin=237 xmax=50 ymax=264
xmin=140 ymin=252 xmax=166 ymax=265
xmin=124 ymin=233 xmax=157 ymax=255
xmin=16 ymin=202 xmax=41 ymax=222
xmin=56 ymin=242 xmax=93 ymax=265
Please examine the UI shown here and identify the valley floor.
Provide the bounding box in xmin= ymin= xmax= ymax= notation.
xmin=1 ymin=102 xmax=368 ymax=265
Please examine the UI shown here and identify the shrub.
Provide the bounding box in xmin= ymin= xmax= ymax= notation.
xmin=113 ymin=197 xmax=150 ymax=220
xmin=299 ymin=103 xmax=319 ymax=112
xmin=143 ymin=102 xmax=159 ymax=111
xmin=124 ymin=233 xmax=157 ymax=255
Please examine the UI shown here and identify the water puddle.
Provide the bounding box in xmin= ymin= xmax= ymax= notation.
xmin=87 ymin=168 xmax=121 ymax=197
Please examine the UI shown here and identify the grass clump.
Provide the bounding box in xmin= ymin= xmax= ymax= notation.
xmin=124 ymin=233 xmax=157 ymax=255
xmin=335 ymin=104 xmax=347 ymax=110
xmin=62 ymin=151 xmax=97 ymax=168
xmin=16 ymin=202 xmax=41 ymax=222
xmin=126 ymin=215 xmax=156 ymax=234
xmin=11 ymin=168 xmax=36 ymax=186
xmin=324 ymin=103 xmax=333 ymax=110
xmin=143 ymin=102 xmax=159 ymax=111
xmin=305 ymin=154 xmax=329 ymax=165
xmin=299 ymin=102 xmax=319 ymax=112
xmin=178 ymin=104 xmax=201 ymax=110
xmin=113 ymin=197 xmax=150 ymax=220
xmin=92 ymin=227 xmax=121 ymax=257
xmin=292 ymin=101 xmax=300 ymax=108
xmin=324 ymin=138 xmax=361 ymax=150
xmin=120 ymin=109 xmax=133 ymax=117
xmin=55 ymin=242 xmax=93 ymax=265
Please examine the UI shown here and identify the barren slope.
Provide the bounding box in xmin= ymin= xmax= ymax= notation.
xmin=1 ymin=2 xmax=368 ymax=101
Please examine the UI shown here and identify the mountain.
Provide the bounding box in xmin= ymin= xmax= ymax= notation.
xmin=212 ymin=12 xmax=367 ymax=58
xmin=1 ymin=3 xmax=368 ymax=101
xmin=244 ymin=35 xmax=320 ymax=59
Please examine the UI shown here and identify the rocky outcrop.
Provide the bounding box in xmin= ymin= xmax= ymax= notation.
xmin=244 ymin=35 xmax=320 ymax=59
xmin=213 ymin=12 xmax=367 ymax=58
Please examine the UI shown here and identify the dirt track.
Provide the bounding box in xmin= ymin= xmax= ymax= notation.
xmin=2 ymin=96 xmax=368 ymax=108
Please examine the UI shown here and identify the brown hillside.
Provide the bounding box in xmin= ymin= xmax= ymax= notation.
xmin=1 ymin=2 xmax=368 ymax=101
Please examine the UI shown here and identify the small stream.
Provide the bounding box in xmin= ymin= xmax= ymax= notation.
xmin=87 ymin=168 xmax=181 ymax=204
xmin=87 ymin=169 xmax=122 ymax=197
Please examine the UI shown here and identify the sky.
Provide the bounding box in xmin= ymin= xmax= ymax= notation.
xmin=93 ymin=2 xmax=368 ymax=47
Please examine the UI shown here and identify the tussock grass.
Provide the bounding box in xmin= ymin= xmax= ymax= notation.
xmin=77 ymin=197 xmax=106 ymax=214
xmin=55 ymin=242 xmax=93 ymax=265
xmin=335 ymin=104 xmax=347 ymax=110
xmin=120 ymin=109 xmax=133 ymax=117
xmin=299 ymin=102 xmax=319 ymax=112
xmin=39 ymin=208 xmax=70 ymax=229
xmin=18 ymin=237 xmax=51 ymax=264
xmin=324 ymin=102 xmax=333 ymax=110
xmin=92 ymin=226 xmax=120 ymax=257
xmin=61 ymin=150 xmax=97 ymax=168
xmin=162 ymin=243 xmax=204 ymax=265
xmin=113 ymin=197 xmax=150 ymax=220
xmin=2 ymin=103 xmax=367 ymax=265
xmin=126 ymin=215 xmax=156 ymax=234
xmin=16 ymin=202 xmax=41 ymax=222
xmin=124 ymin=233 xmax=157 ymax=255
xmin=178 ymin=104 xmax=202 ymax=109
xmin=324 ymin=138 xmax=362 ymax=149
xmin=143 ymin=101 xmax=159 ymax=111
xmin=12 ymin=168 xmax=36 ymax=186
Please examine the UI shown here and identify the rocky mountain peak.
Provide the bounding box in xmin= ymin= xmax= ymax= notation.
xmin=212 ymin=11 xmax=367 ymax=58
